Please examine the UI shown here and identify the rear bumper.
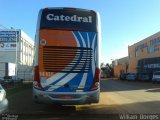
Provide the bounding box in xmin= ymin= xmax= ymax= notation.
xmin=33 ymin=88 xmax=100 ymax=105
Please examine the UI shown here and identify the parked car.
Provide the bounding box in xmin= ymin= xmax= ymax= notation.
xmin=137 ymin=72 xmax=152 ymax=81
xmin=0 ymin=77 xmax=4 ymax=84
xmin=126 ymin=73 xmax=137 ymax=81
xmin=0 ymin=84 xmax=8 ymax=113
xmin=152 ymin=71 xmax=160 ymax=83
xmin=3 ymin=76 xmax=22 ymax=86
xmin=119 ymin=73 xmax=129 ymax=80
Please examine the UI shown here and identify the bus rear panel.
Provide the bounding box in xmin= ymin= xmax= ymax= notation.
xmin=33 ymin=7 xmax=101 ymax=105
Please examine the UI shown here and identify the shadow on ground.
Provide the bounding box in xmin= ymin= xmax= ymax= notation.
xmin=5 ymin=100 xmax=160 ymax=120
xmin=100 ymin=79 xmax=160 ymax=92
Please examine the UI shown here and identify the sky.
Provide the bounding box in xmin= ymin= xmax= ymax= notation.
xmin=0 ymin=0 xmax=160 ymax=64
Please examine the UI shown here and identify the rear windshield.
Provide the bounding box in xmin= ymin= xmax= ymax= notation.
xmin=40 ymin=9 xmax=97 ymax=32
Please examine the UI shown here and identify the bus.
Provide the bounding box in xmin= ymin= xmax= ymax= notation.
xmin=33 ymin=7 xmax=101 ymax=105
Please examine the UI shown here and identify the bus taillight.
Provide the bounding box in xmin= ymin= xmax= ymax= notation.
xmin=90 ymin=68 xmax=100 ymax=90
xmin=34 ymin=66 xmax=42 ymax=89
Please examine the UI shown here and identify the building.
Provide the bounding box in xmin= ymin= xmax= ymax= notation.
xmin=128 ymin=32 xmax=160 ymax=73
xmin=112 ymin=57 xmax=128 ymax=78
xmin=111 ymin=31 xmax=160 ymax=78
xmin=0 ymin=29 xmax=34 ymax=80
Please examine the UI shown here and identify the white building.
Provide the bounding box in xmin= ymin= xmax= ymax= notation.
xmin=0 ymin=29 xmax=34 ymax=80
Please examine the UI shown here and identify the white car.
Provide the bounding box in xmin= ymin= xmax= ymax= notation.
xmin=126 ymin=73 xmax=137 ymax=81
xmin=152 ymin=71 xmax=160 ymax=83
xmin=0 ymin=84 xmax=8 ymax=113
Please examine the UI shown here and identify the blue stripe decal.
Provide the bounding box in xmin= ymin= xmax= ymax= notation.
xmin=54 ymin=73 xmax=83 ymax=92
xmin=88 ymin=32 xmax=96 ymax=47
xmin=46 ymin=32 xmax=97 ymax=92
xmin=50 ymin=73 xmax=69 ymax=86
xmin=85 ymin=69 xmax=94 ymax=90
xmin=73 ymin=31 xmax=83 ymax=47
xmin=80 ymin=32 xmax=88 ymax=47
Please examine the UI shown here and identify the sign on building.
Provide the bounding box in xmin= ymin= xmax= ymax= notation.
xmin=0 ymin=29 xmax=20 ymax=51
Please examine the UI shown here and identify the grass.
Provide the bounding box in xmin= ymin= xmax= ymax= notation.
xmin=6 ymin=82 xmax=32 ymax=98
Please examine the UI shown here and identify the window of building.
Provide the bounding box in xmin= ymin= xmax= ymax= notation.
xmin=129 ymin=53 xmax=132 ymax=60
xmin=21 ymin=42 xmax=23 ymax=51
xmin=20 ymin=51 xmax=23 ymax=64
xmin=147 ymin=46 xmax=154 ymax=53
xmin=135 ymin=50 xmax=138 ymax=58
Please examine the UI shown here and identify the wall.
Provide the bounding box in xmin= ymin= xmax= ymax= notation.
xmin=0 ymin=29 xmax=34 ymax=80
xmin=114 ymin=63 xmax=127 ymax=77
xmin=113 ymin=57 xmax=128 ymax=78
xmin=128 ymin=32 xmax=160 ymax=73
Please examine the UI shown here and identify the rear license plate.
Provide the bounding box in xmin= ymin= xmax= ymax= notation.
xmin=59 ymin=95 xmax=73 ymax=99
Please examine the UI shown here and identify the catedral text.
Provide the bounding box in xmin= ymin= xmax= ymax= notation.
xmin=46 ymin=14 xmax=92 ymax=23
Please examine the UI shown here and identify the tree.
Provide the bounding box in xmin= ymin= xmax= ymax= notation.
xmin=100 ymin=63 xmax=105 ymax=68
xmin=105 ymin=63 xmax=114 ymax=77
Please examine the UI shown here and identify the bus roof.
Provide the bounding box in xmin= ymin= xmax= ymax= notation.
xmin=42 ymin=7 xmax=96 ymax=13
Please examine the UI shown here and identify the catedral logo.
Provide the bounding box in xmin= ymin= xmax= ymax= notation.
xmin=46 ymin=14 xmax=92 ymax=23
